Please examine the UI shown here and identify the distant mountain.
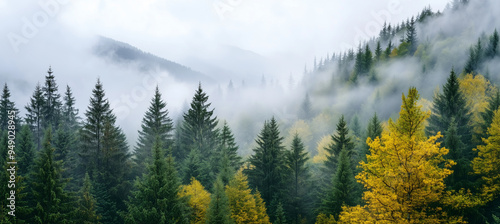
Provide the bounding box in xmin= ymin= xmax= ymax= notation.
xmin=93 ymin=36 xmax=213 ymax=83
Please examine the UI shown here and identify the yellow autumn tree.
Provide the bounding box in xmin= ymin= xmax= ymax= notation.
xmin=473 ymin=109 xmax=500 ymax=202
xmin=313 ymin=135 xmax=333 ymax=163
xmin=285 ymin=119 xmax=313 ymax=150
xmin=179 ymin=177 xmax=211 ymax=224
xmin=339 ymin=87 xmax=462 ymax=223
xmin=459 ymin=73 xmax=497 ymax=142
xmin=225 ymin=170 xmax=271 ymax=224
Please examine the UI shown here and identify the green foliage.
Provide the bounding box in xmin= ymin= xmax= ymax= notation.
xmin=124 ymin=137 xmax=189 ymax=224
xmin=75 ymin=173 xmax=101 ymax=224
xmin=0 ymin=83 xmax=20 ymax=132
xmin=135 ymin=86 xmax=174 ymax=176
xmin=246 ymin=117 xmax=287 ymax=207
xmin=205 ymin=177 xmax=234 ymax=224
xmin=479 ymin=89 xmax=500 ymax=141
xmin=17 ymin=125 xmax=36 ymax=177
xmin=25 ymin=83 xmax=45 ymax=150
xmin=216 ymin=122 xmax=242 ymax=174
xmin=324 ymin=115 xmax=354 ymax=175
xmin=41 ymin=66 xmax=62 ymax=129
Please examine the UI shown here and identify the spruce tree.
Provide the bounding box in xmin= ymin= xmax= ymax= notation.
xmin=364 ymin=44 xmax=373 ymax=73
xmin=30 ymin=128 xmax=71 ymax=223
xmin=0 ymin=83 xmax=20 ymax=131
xmin=479 ymin=89 xmax=500 ymax=141
xmin=285 ymin=134 xmax=311 ymax=224
xmin=273 ymin=201 xmax=286 ymax=224
xmin=324 ymin=115 xmax=354 ymax=175
xmin=183 ymin=147 xmax=208 ymax=185
xmin=205 ymin=177 xmax=233 ymax=224
xmin=384 ymin=41 xmax=393 ymax=60
xmin=135 ymin=86 xmax=174 ymax=176
xmin=321 ymin=147 xmax=356 ymax=219
xmin=217 ymin=122 xmax=242 ymax=172
xmin=299 ymin=93 xmax=312 ymax=120
xmin=405 ymin=17 xmax=417 ymax=55
xmin=486 ymin=29 xmax=499 ymax=58
xmin=61 ymin=85 xmax=80 ymax=132
xmin=363 ymin=112 xmax=383 ymax=161
xmin=374 ymin=41 xmax=382 ymax=63
xmin=17 ymin=125 xmax=36 ymax=178
xmin=123 ymin=137 xmax=188 ymax=224
xmin=180 ymin=83 xmax=219 ymax=186
xmin=25 ymin=83 xmax=45 ymax=150
xmin=246 ymin=117 xmax=287 ymax=206
xmin=41 ymin=66 xmax=62 ymax=129
xmin=426 ymin=69 xmax=472 ymax=148
xmin=75 ymin=173 xmax=100 ymax=223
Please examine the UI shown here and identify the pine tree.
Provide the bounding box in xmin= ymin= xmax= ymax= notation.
xmin=405 ymin=17 xmax=417 ymax=55
xmin=135 ymin=86 xmax=174 ymax=176
xmin=180 ymin=83 xmax=219 ymax=186
xmin=30 ymin=128 xmax=72 ymax=223
xmin=384 ymin=40 xmax=393 ymax=60
xmin=17 ymin=125 xmax=36 ymax=178
xmin=374 ymin=41 xmax=382 ymax=63
xmin=124 ymin=137 xmax=188 ymax=224
xmin=321 ymin=147 xmax=356 ymax=219
xmin=25 ymin=83 xmax=45 ymax=150
xmin=183 ymin=147 xmax=208 ymax=185
xmin=273 ymin=202 xmax=286 ymax=224
xmin=75 ymin=173 xmax=100 ymax=224
xmin=0 ymin=83 xmax=20 ymax=131
xmin=41 ymin=66 xmax=62 ymax=129
xmin=205 ymin=177 xmax=234 ymax=224
xmin=339 ymin=87 xmax=459 ymax=223
xmin=479 ymin=89 xmax=500 ymax=141
xmin=486 ymin=29 xmax=499 ymax=58
xmin=364 ymin=44 xmax=373 ymax=73
xmin=285 ymin=134 xmax=311 ymax=224
xmin=324 ymin=115 xmax=354 ymax=175
xmin=61 ymin=85 xmax=80 ymax=132
xmin=217 ymin=122 xmax=242 ymax=173
xmin=363 ymin=112 xmax=383 ymax=161
xmin=246 ymin=117 xmax=287 ymax=206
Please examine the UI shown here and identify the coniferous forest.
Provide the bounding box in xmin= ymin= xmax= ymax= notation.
xmin=3 ymin=0 xmax=500 ymax=223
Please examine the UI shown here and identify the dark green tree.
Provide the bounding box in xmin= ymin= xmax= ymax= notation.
xmin=324 ymin=115 xmax=354 ymax=175
xmin=486 ymin=29 xmax=499 ymax=58
xmin=182 ymin=147 xmax=208 ymax=185
xmin=0 ymin=83 xmax=20 ymax=131
xmin=384 ymin=40 xmax=393 ymax=60
xmin=205 ymin=177 xmax=233 ymax=224
xmin=180 ymin=83 xmax=219 ymax=185
xmin=134 ymin=86 xmax=174 ymax=176
xmin=374 ymin=41 xmax=382 ymax=63
xmin=61 ymin=85 xmax=80 ymax=132
xmin=17 ymin=125 xmax=36 ymax=177
xmin=41 ymin=66 xmax=62 ymax=129
xmin=363 ymin=112 xmax=383 ymax=161
xmin=273 ymin=201 xmax=286 ymax=224
xmin=217 ymin=122 xmax=242 ymax=172
xmin=29 ymin=128 xmax=72 ymax=224
xmin=364 ymin=44 xmax=373 ymax=73
xmin=75 ymin=173 xmax=100 ymax=224
xmin=123 ymin=137 xmax=188 ymax=224
xmin=321 ymin=147 xmax=356 ymax=219
xmin=25 ymin=83 xmax=45 ymax=150
xmin=246 ymin=117 xmax=287 ymax=206
xmin=285 ymin=134 xmax=311 ymax=224
xmin=479 ymin=89 xmax=500 ymax=141
xmin=405 ymin=17 xmax=417 ymax=55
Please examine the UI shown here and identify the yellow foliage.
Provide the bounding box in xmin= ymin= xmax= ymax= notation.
xmin=313 ymin=135 xmax=332 ymax=163
xmin=315 ymin=213 xmax=337 ymax=224
xmin=473 ymin=109 xmax=500 ymax=202
xmin=339 ymin=88 xmax=462 ymax=223
xmin=225 ymin=170 xmax=270 ymax=224
xmin=285 ymin=120 xmax=313 ymax=150
xmin=459 ymin=73 xmax=497 ymax=141
xmin=312 ymin=111 xmax=334 ymax=136
xmin=179 ymin=177 xmax=211 ymax=224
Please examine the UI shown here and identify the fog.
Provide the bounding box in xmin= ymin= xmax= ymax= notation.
xmin=5 ymin=0 xmax=496 ymax=155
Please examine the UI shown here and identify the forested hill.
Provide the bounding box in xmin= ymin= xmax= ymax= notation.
xmin=3 ymin=0 xmax=500 ymax=224
xmin=94 ymin=36 xmax=213 ymax=83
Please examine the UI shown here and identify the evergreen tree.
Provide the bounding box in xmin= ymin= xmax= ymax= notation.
xmin=0 ymin=83 xmax=20 ymax=131
xmin=61 ymin=85 xmax=80 ymax=132
xmin=384 ymin=40 xmax=393 ymax=60
xmin=321 ymin=147 xmax=356 ymax=219
xmin=363 ymin=112 xmax=383 ymax=159
xmin=17 ymin=125 xmax=36 ymax=178
xmin=405 ymin=17 xmax=418 ymax=55
xmin=324 ymin=115 xmax=354 ymax=175
xmin=205 ymin=177 xmax=233 ymax=224
xmin=25 ymin=83 xmax=45 ymax=150
xmin=374 ymin=41 xmax=382 ymax=63
xmin=217 ymin=122 xmax=242 ymax=173
xmin=30 ymin=128 xmax=72 ymax=223
xmin=273 ymin=201 xmax=286 ymax=224
xmin=246 ymin=117 xmax=287 ymax=206
xmin=41 ymin=66 xmax=62 ymax=129
xmin=124 ymin=137 xmax=188 ymax=224
xmin=135 ymin=86 xmax=174 ymax=176
xmin=75 ymin=173 xmax=100 ymax=224
xmin=180 ymin=83 xmax=219 ymax=186
xmin=364 ymin=44 xmax=373 ymax=73
xmin=285 ymin=134 xmax=311 ymax=224
xmin=486 ymin=29 xmax=499 ymax=58
xmin=182 ymin=147 xmax=208 ymax=187
xmin=479 ymin=89 xmax=500 ymax=141
xmin=350 ymin=115 xmax=361 ymax=137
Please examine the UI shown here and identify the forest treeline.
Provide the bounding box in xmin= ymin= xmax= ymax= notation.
xmin=1 ymin=66 xmax=500 ymax=224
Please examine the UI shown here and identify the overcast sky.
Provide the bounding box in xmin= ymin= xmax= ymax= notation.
xmin=2 ymin=0 xmax=450 ymax=76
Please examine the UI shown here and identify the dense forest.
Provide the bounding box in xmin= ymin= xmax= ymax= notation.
xmin=3 ymin=0 xmax=500 ymax=223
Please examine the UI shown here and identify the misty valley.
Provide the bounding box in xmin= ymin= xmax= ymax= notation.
xmin=3 ymin=0 xmax=500 ymax=223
